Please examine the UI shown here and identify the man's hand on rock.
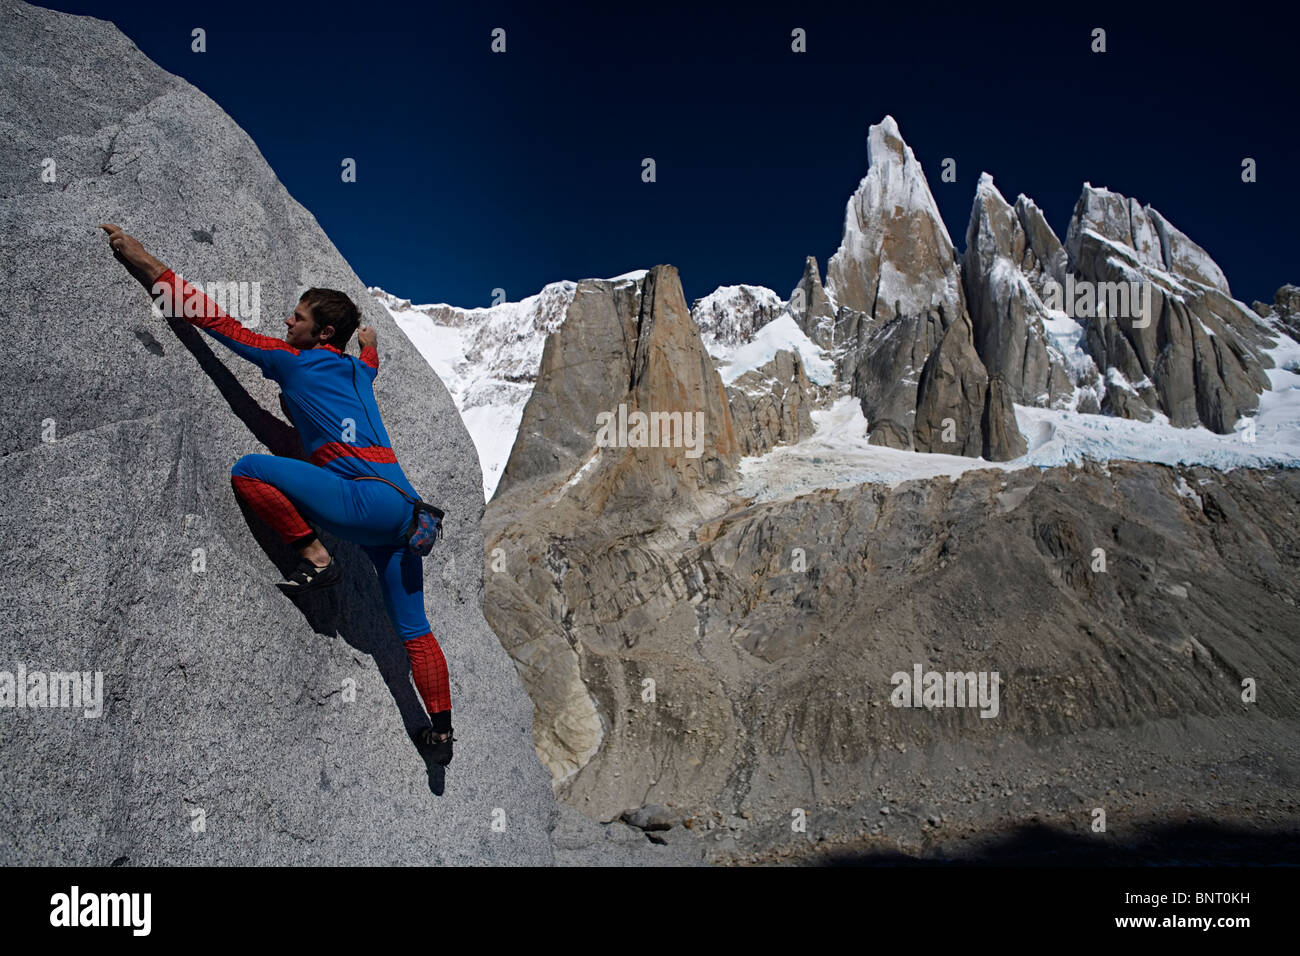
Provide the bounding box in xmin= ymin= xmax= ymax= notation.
xmin=357 ymin=326 xmax=377 ymax=350
xmin=99 ymin=224 xmax=168 ymax=284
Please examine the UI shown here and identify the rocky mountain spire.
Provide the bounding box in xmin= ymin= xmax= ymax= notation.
xmin=822 ymin=117 xmax=1023 ymax=458
xmin=825 ymin=115 xmax=963 ymax=323
xmin=786 ymin=255 xmax=836 ymax=350
xmin=624 ymin=266 xmax=743 ymax=498
xmin=962 ymin=174 xmax=1075 ymax=408
xmin=495 ymin=265 xmax=741 ymax=514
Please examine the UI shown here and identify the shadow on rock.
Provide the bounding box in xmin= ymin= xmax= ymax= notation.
xmin=164 ymin=303 xmax=440 ymax=792
xmin=814 ymin=820 xmax=1300 ymax=866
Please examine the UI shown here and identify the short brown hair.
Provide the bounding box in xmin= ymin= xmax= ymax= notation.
xmin=299 ymin=288 xmax=361 ymax=349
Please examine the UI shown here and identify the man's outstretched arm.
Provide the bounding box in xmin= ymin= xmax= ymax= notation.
xmin=100 ymin=224 xmax=297 ymax=378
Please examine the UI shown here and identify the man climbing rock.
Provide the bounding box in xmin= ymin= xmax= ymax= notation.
xmin=99 ymin=224 xmax=456 ymax=766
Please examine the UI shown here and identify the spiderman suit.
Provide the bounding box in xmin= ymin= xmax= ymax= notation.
xmin=153 ymin=269 xmax=451 ymax=725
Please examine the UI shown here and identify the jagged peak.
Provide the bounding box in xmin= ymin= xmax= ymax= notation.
xmin=692 ymin=283 xmax=784 ymax=307
xmin=1066 ymin=182 xmax=1229 ymax=294
xmin=972 ymin=172 xmax=1013 ymax=214
xmin=870 ymin=113 xmax=902 ymax=147
xmin=1014 ymin=193 xmax=1042 ymax=213
xmin=851 ymin=112 xmax=933 ymax=176
xmin=798 ymin=255 xmax=826 ymax=289
xmin=691 ymin=283 xmax=786 ymax=349
xmin=825 ymin=115 xmax=960 ymax=318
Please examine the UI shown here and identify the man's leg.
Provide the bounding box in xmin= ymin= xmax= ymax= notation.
xmin=230 ymin=455 xmax=452 ymax=755
xmin=362 ymin=543 xmax=452 ymax=731
xmin=230 ymin=467 xmax=329 ymax=566
xmin=231 ymin=453 xmax=410 ymax=547
xmin=231 ymin=461 xmax=343 ymax=594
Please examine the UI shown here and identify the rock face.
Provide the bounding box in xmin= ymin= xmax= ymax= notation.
xmin=691 ymin=284 xmax=785 ymax=351
xmin=725 ymin=349 xmax=816 ymax=457
xmin=981 ymin=373 xmax=1028 ymax=460
xmin=1064 ymin=183 xmax=1275 ymax=432
xmin=912 ymin=313 xmax=988 ymax=457
xmin=787 ymin=256 xmax=837 ymax=351
xmin=962 ymin=175 xmax=1077 ymax=409
xmin=496 ymin=265 xmax=741 ymax=513
xmin=0 ymin=0 xmax=556 ymax=865
xmin=489 ymin=411 xmax=1300 ymax=856
xmin=485 ymin=265 xmax=747 ymax=788
xmin=1254 ymin=284 xmax=1300 ymax=342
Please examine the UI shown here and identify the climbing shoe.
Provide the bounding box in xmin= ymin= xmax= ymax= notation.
xmin=276 ymin=555 xmax=342 ymax=596
xmin=417 ymin=726 xmax=456 ymax=766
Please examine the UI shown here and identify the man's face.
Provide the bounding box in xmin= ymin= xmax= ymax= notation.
xmin=284 ymin=301 xmax=335 ymax=349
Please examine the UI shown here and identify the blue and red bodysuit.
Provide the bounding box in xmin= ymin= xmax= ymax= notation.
xmin=153 ymin=269 xmax=451 ymax=722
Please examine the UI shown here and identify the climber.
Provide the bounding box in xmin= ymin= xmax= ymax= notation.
xmin=98 ymin=224 xmax=456 ymax=765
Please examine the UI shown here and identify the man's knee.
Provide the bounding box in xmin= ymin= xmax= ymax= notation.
xmin=231 ymin=453 xmax=271 ymax=481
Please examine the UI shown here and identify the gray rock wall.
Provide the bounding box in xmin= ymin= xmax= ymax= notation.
xmin=0 ymin=0 xmax=556 ymax=865
xmin=1064 ymin=184 xmax=1274 ymax=432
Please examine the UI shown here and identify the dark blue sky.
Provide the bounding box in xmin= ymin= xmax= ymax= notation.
xmin=43 ymin=0 xmax=1298 ymax=309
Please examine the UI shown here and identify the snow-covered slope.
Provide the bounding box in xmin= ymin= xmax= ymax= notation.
xmin=714 ymin=312 xmax=835 ymax=386
xmin=690 ymin=284 xmax=785 ymax=352
xmin=375 ymin=271 xmax=648 ymax=500
xmin=372 ymin=284 xmax=576 ymax=500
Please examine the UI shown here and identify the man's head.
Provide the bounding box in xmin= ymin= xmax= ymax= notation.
xmin=285 ymin=288 xmax=361 ymax=350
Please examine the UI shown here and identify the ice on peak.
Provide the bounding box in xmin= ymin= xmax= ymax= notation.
xmin=975 ymin=173 xmax=1012 ymax=211
xmin=844 ymin=115 xmax=955 ymax=250
xmin=371 ymin=280 xmax=576 ymax=316
xmin=872 ymin=114 xmax=901 ymax=141
xmin=865 ymin=114 xmax=912 ymax=170
xmin=825 ymin=114 xmax=960 ymax=319
xmin=1069 ymin=183 xmax=1231 ymax=295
